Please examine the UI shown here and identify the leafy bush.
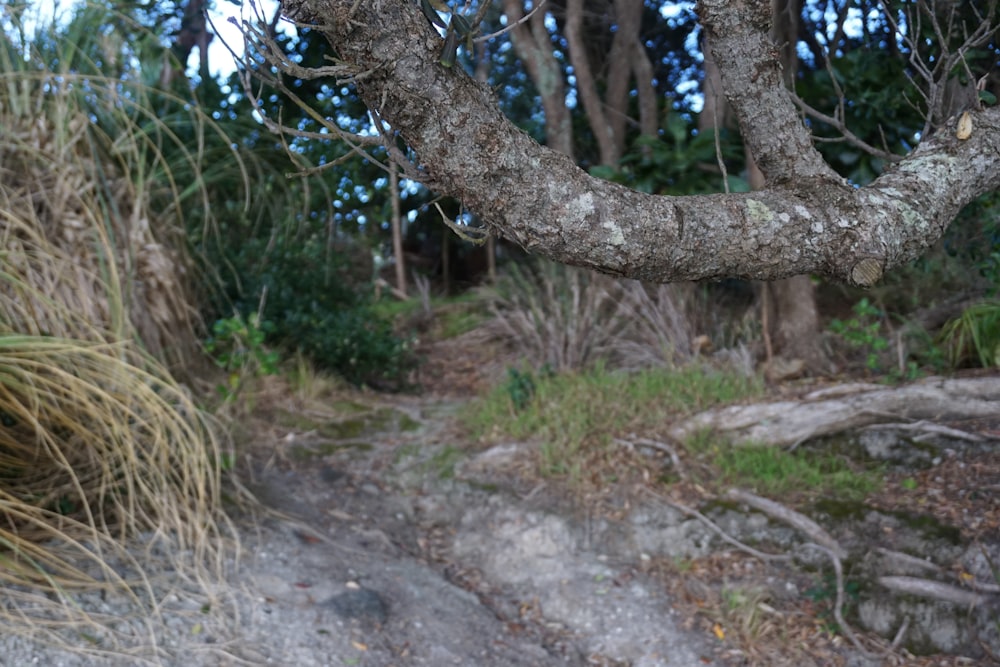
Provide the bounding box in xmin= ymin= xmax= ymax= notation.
xmin=205 ymin=312 xmax=281 ymax=401
xmin=206 ymin=312 xmax=280 ymax=376
xmin=828 ymin=298 xmax=889 ymax=373
xmin=285 ymin=305 xmax=415 ymax=388
xmin=220 ymin=234 xmax=416 ymax=388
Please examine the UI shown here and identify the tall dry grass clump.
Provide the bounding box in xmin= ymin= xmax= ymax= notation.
xmin=484 ymin=259 xmax=704 ymax=371
xmin=0 ymin=3 xmax=240 ymax=656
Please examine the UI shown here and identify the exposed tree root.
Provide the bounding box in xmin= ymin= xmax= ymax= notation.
xmin=668 ymin=376 xmax=1000 ymax=448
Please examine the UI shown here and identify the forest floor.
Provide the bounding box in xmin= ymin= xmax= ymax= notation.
xmin=199 ymin=333 xmax=998 ymax=667
xmin=4 ymin=334 xmax=998 ymax=666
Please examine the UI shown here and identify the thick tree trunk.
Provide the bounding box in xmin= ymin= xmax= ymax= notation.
xmin=764 ymin=276 xmax=822 ymax=368
xmin=605 ymin=0 xmax=646 ymax=161
xmin=277 ymin=0 xmax=1000 ymax=285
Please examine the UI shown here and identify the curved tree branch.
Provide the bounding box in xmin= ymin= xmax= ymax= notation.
xmin=279 ymin=0 xmax=1000 ymax=286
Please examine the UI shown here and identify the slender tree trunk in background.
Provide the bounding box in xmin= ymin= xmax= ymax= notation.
xmin=605 ymin=0 xmax=658 ymax=148
xmin=503 ymin=0 xmax=574 ymax=157
xmin=389 ymin=163 xmax=407 ymax=296
xmin=631 ymin=39 xmax=659 ymax=140
xmin=441 ymin=230 xmax=450 ymax=296
xmin=605 ymin=0 xmax=641 ymax=160
xmin=749 ymin=0 xmax=824 ymax=372
xmin=699 ymin=44 xmax=731 ymax=134
xmin=565 ymin=0 xmax=618 ymax=165
xmin=165 ymin=0 xmax=212 ymax=85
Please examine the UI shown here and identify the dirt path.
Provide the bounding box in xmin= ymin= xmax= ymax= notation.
xmin=227 ymin=386 xmax=1000 ymax=667
xmin=233 ymin=397 xmax=723 ymax=666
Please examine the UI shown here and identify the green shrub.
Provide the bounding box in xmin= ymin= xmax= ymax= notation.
xmin=828 ymin=298 xmax=889 ymax=373
xmin=221 ymin=235 xmax=415 ymax=388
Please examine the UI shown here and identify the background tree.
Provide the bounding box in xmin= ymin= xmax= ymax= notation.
xmin=271 ymin=0 xmax=999 ymax=289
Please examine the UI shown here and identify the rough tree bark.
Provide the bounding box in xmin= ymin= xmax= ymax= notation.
xmin=744 ymin=0 xmax=824 ymax=371
xmin=278 ymin=0 xmax=1000 ymax=286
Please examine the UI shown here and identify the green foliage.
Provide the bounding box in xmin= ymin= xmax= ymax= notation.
xmin=464 ymin=364 xmax=762 ymax=480
xmin=503 ymin=367 xmax=539 ymax=411
xmin=709 ymin=442 xmax=882 ymax=502
xmin=590 ymin=117 xmax=748 ymax=195
xmin=213 ymin=215 xmax=415 ymax=388
xmin=204 ymin=312 xmax=280 ymax=401
xmin=205 ymin=313 xmax=280 ymax=376
xmin=939 ymin=301 xmax=1000 ymax=368
xmin=828 ymin=298 xmax=889 ymax=373
xmin=287 ymin=306 xmax=415 ymax=388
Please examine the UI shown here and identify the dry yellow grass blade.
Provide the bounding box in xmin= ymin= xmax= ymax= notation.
xmin=0 ymin=4 xmax=249 ymax=657
xmin=0 ymin=335 xmax=238 ymax=636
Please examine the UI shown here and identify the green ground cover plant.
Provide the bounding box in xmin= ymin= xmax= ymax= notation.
xmin=464 ymin=364 xmax=763 ymax=481
xmin=685 ymin=429 xmax=882 ymax=501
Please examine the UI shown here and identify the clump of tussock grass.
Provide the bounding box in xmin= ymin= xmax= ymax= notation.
xmin=0 ymin=3 xmax=246 ymax=657
xmin=482 ymin=259 xmax=734 ymax=373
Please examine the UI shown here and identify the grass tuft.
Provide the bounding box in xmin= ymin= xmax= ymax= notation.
xmin=687 ymin=431 xmax=883 ymax=501
xmin=0 ymin=3 xmax=244 ymax=655
xmin=463 ymin=364 xmax=763 ymax=482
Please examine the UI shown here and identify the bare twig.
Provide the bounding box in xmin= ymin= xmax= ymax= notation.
xmin=726 ymin=488 xmax=847 ymax=559
xmin=879 ymin=0 xmax=998 ymax=136
xmin=792 ymin=95 xmax=903 ymax=162
xmin=433 ymin=201 xmax=489 ymax=245
xmin=475 ymin=0 xmax=547 ymax=43
xmin=641 ymin=488 xmax=791 ymax=562
xmin=874 ymin=547 xmax=944 ymax=575
xmin=805 ymin=543 xmax=909 ymax=658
